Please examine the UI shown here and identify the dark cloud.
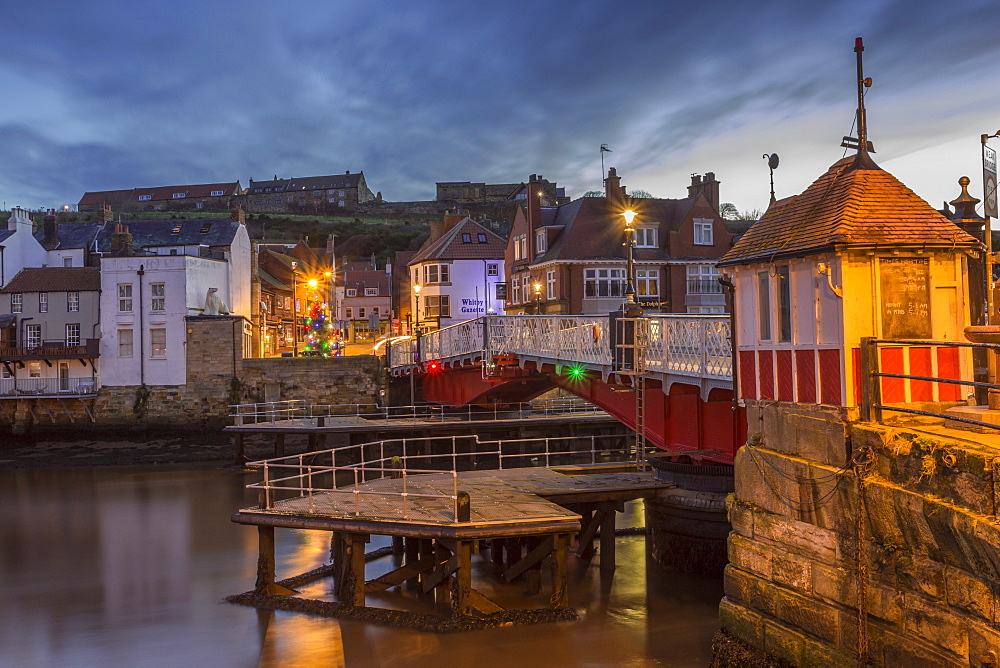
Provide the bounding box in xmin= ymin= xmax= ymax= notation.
xmin=2 ymin=0 xmax=999 ymax=210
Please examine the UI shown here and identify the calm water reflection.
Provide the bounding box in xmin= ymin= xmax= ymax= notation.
xmin=0 ymin=465 xmax=723 ymax=667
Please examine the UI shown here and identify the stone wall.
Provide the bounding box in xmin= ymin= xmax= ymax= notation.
xmin=721 ymin=401 xmax=1000 ymax=665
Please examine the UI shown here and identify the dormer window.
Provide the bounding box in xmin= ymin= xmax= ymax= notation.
xmin=172 ymin=192 xmax=187 ymax=199
xmin=693 ymin=219 xmax=714 ymax=245
xmin=210 ymin=190 xmax=225 ymax=197
xmin=171 ymin=224 xmax=182 ymax=234
xmin=137 ymin=194 xmax=152 ymax=201
xmin=346 ymin=288 xmax=357 ymax=297
xmin=635 ymin=227 xmax=658 ymax=248
xmin=535 ymin=230 xmax=547 ymax=255
xmin=201 ymin=224 xmax=211 ymax=233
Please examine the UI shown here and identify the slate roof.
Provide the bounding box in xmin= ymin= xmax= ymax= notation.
xmin=0 ymin=267 xmax=101 ymax=294
xmin=0 ymin=229 xmax=15 ymax=244
xmin=250 ymin=173 xmax=364 ymax=193
xmin=719 ymin=156 xmax=980 ymax=267
xmin=94 ymin=217 xmax=242 ymax=251
xmin=33 ymin=223 xmax=101 ymax=250
xmin=409 ymin=218 xmax=506 ymax=264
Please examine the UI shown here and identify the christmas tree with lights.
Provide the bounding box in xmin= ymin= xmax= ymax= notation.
xmin=301 ymin=301 xmax=339 ymax=356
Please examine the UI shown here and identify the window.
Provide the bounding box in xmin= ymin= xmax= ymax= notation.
xmin=425 ymin=295 xmax=450 ymax=318
xmin=200 ymin=224 xmax=212 ymax=233
xmin=11 ymin=294 xmax=21 ymax=313
xmin=67 ymin=292 xmax=79 ymax=312
xmin=546 ymin=269 xmax=556 ymax=300
xmin=693 ymin=219 xmax=714 ymax=245
xmin=137 ymin=194 xmax=152 ymax=201
xmin=172 ymin=192 xmax=187 ymax=199
xmin=338 ymin=201 xmax=345 ymax=207
xmin=372 ymin=307 xmax=379 ymax=315
xmin=151 ymin=283 xmax=165 ymax=311
xmin=688 ymin=306 xmax=725 ymax=314
xmin=118 ymin=284 xmax=133 ymax=312
xmin=636 ymin=268 xmax=659 ymax=298
xmin=196 ymin=203 xmax=204 ymax=209
xmin=65 ymin=323 xmax=80 ymax=346
xmin=38 ymin=293 xmax=48 ymax=313
xmin=584 ymin=268 xmax=627 ymax=298
xmin=686 ymin=265 xmax=722 ymax=294
xmin=462 ymin=233 xmax=472 ymax=243
xmin=523 ymin=280 xmax=532 ymax=304
xmin=478 ymin=234 xmax=488 ymax=243
xmin=25 ymin=324 xmax=41 ymax=348
xmin=423 ymin=264 xmax=449 ymax=284
xmin=513 ymin=234 xmax=528 ymax=260
xmin=210 ymin=190 xmax=225 ymax=197
xmin=511 ymin=277 xmax=520 ymax=304
xmin=171 ymin=224 xmax=182 ymax=234
xmin=757 ymin=271 xmax=771 ymax=340
xmin=28 ymin=362 xmax=41 ymax=378
xmin=635 ymin=227 xmax=658 ymax=248
xmin=359 ymin=307 xmax=366 ymax=319
xmin=63 ymin=257 xmax=72 ymax=267
xmin=346 ymin=288 xmax=358 ymax=297
xmin=346 ymin=307 xmax=353 ymax=319
xmin=777 ymin=265 xmax=792 ymax=343
xmin=150 ymin=328 xmax=167 ymax=357
xmin=487 ymin=263 xmax=498 ymax=277
xmin=535 ymin=230 xmax=547 ymax=255
xmin=118 ymin=329 xmax=134 ymax=357
xmin=365 ymin=287 xmax=378 ymax=296
xmin=440 ymin=264 xmax=450 ymax=283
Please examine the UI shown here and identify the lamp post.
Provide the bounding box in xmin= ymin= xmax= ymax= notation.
xmin=413 ymin=284 xmax=422 ymax=333
xmin=533 ymin=282 xmax=542 ymax=315
xmin=982 ymin=131 xmax=1000 ymax=323
xmin=621 ymin=209 xmax=641 ymax=315
xmin=291 ymin=261 xmax=299 ymax=357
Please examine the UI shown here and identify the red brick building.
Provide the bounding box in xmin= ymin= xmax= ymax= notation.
xmin=504 ymin=170 xmax=734 ymax=315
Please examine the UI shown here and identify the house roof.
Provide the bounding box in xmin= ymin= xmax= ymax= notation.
xmin=94 ymin=217 xmax=243 ymax=251
xmin=251 ymin=173 xmax=364 ymax=192
xmin=33 ymin=223 xmax=102 ymax=250
xmin=409 ymin=218 xmax=506 ymax=264
xmin=0 ymin=229 xmax=15 ymax=244
xmin=719 ymin=156 xmax=980 ymax=267
xmin=131 ymin=182 xmax=242 ymax=202
xmin=79 ymin=189 xmax=133 ymax=207
xmin=258 ymin=268 xmax=291 ymax=292
xmin=0 ymin=267 xmax=101 ymax=294
xmin=343 ymin=269 xmax=390 ymax=292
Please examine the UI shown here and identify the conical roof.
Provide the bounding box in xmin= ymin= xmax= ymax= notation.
xmin=719 ymin=157 xmax=980 ymax=266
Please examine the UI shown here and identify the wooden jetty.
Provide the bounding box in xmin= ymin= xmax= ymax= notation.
xmin=232 ymin=466 xmax=673 ymax=618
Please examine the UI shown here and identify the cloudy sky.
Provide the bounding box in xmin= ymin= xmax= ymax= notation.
xmin=2 ymin=0 xmax=998 ymax=216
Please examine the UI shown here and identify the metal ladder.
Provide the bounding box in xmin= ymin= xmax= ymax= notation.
xmin=614 ymin=316 xmax=648 ymax=469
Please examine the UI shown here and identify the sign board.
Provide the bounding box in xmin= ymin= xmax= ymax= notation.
xmin=495 ymin=283 xmax=508 ymax=300
xmin=879 ymin=257 xmax=931 ymax=339
xmin=368 ymin=312 xmax=380 ymax=329
xmin=985 ymin=145 xmax=998 ymax=218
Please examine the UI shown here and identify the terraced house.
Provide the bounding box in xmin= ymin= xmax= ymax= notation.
xmin=245 ymin=171 xmax=375 ymax=214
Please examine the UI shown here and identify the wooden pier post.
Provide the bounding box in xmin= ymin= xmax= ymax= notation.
xmin=255 ymin=526 xmax=276 ymax=592
xmin=451 ymin=540 xmax=473 ymax=616
xmin=340 ymin=533 xmax=367 ymax=606
xmin=550 ymin=533 xmax=570 ymax=608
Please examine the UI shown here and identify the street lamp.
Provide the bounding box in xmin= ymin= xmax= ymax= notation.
xmin=291 ymin=261 xmax=299 ymax=357
xmin=413 ymin=284 xmax=422 ymax=333
xmin=533 ymin=282 xmax=542 ymax=314
xmin=621 ymin=209 xmax=640 ymax=315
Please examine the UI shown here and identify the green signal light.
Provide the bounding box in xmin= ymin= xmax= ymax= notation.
xmin=567 ymin=366 xmax=584 ymax=378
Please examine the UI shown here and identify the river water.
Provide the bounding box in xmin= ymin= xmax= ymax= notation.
xmin=0 ymin=465 xmax=723 ymax=667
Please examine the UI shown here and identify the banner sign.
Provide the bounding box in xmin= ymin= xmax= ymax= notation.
xmin=985 ymin=145 xmax=997 ymax=218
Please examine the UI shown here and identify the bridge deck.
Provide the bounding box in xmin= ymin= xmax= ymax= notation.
xmin=233 ymin=468 xmax=673 ymax=539
xmin=225 ymin=412 xmax=616 ymax=434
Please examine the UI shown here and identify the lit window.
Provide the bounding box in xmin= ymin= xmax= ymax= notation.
xmin=365 ymin=287 xmax=378 ymax=296
xmin=693 ymin=219 xmax=714 ymax=245
xmin=28 ymin=362 xmax=41 ymax=378
xmin=636 ymin=269 xmax=659 ymax=298
xmin=118 ymin=284 xmax=132 ymax=312
xmin=511 ymin=277 xmax=520 ymax=304
xmin=635 ymin=227 xmax=658 ymax=248
xmin=171 ymin=224 xmax=182 ymax=234
xmin=151 ymin=283 xmax=165 ymax=311
xmin=38 ymin=293 xmax=48 ymax=313
xmin=424 ymin=295 xmax=450 ymax=318
xmin=118 ymin=329 xmax=134 ymax=357
xmin=584 ymin=268 xmax=627 ymax=298
xmin=11 ymin=294 xmax=21 ymax=313
xmin=487 ymin=264 xmax=498 ymax=277
xmin=67 ymin=292 xmax=79 ymax=312
xmin=65 ymin=323 xmax=80 ymax=346
xmin=546 ymin=269 xmax=556 ymax=300
xmin=150 ymin=328 xmax=167 ymax=357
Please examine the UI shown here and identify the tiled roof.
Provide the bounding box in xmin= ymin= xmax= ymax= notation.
xmin=0 ymin=267 xmax=101 ymax=294
xmin=79 ymin=189 xmax=133 ymax=206
xmin=719 ymin=156 xmax=980 ymax=266
xmin=94 ymin=217 xmax=243 ymax=251
xmin=33 ymin=223 xmax=101 ymax=250
xmin=409 ymin=218 xmax=505 ymax=264
xmin=131 ymin=182 xmax=242 ymax=202
xmin=343 ymin=269 xmax=390 ymax=293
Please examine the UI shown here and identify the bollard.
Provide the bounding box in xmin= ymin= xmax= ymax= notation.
xmin=456 ymin=490 xmax=471 ymax=522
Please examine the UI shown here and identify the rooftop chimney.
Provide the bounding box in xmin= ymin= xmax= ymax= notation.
xmin=230 ymin=205 xmax=245 ymax=224
xmin=442 ymin=208 xmax=468 ymax=234
xmin=687 ymin=172 xmax=721 ymax=212
xmin=97 ymin=203 xmax=113 ymax=224
xmin=42 ymin=209 xmax=59 ymax=250
xmin=110 ymin=224 xmax=133 ymax=257
xmin=604 ymin=167 xmax=624 ymax=204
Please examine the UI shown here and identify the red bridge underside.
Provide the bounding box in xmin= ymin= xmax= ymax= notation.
xmin=420 ymin=362 xmax=747 ymax=465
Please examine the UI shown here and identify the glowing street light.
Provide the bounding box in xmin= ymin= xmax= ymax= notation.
xmin=621 ymin=209 xmax=639 ymax=312
xmin=533 ymin=282 xmax=542 ymax=314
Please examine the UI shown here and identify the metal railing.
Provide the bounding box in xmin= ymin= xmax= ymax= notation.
xmin=0 ymin=339 xmax=100 ymax=360
xmin=0 ymin=377 xmax=98 ymax=397
xmin=859 ymin=336 xmax=997 ymax=431
xmin=229 ymin=396 xmax=606 ymax=425
xmin=247 ymin=432 xmax=636 ymax=522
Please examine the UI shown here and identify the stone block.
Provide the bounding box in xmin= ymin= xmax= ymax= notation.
xmin=774 ymin=588 xmax=839 ymax=643
xmin=801 ymin=638 xmax=855 ymax=667
xmin=772 ymin=552 xmax=811 ymax=591
xmin=880 ymin=628 xmax=964 ymax=667
xmin=898 ymin=554 xmax=946 ymax=601
xmin=969 ymin=620 xmax=1000 ymax=666
xmin=727 ymin=496 xmax=754 ymax=538
xmin=728 ymin=534 xmax=772 ymax=580
xmin=944 ymin=566 xmax=996 ymax=622
xmin=904 ymin=596 xmax=969 ymax=657
xmin=718 ymin=596 xmax=764 ymax=648
xmin=761 ymin=405 xmax=851 ymax=469
xmin=724 ymin=565 xmax=778 ymax=616
xmin=812 ymin=561 xmax=856 ymax=607
xmin=753 ymin=508 xmax=839 ymax=564
xmin=762 ymin=620 xmax=804 ymax=666
xmin=865 ymin=581 xmax=904 ymax=627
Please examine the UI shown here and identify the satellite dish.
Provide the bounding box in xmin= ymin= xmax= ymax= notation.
xmin=768 ymin=153 xmax=779 ymax=170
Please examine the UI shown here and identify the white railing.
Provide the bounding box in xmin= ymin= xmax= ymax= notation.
xmin=0 ymin=377 xmax=98 ymax=397
xmin=247 ymin=432 xmax=636 ymax=521
xmin=230 ymin=397 xmax=605 ymax=425
xmin=388 ymin=314 xmax=732 ymax=381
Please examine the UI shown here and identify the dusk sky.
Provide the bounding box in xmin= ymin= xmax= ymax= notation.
xmin=3 ymin=0 xmax=999 ymax=216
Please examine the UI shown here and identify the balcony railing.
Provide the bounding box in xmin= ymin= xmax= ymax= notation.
xmin=0 ymin=339 xmax=100 ymax=361
xmin=686 ymin=278 xmax=723 ymax=294
xmin=0 ymin=377 xmax=98 ymax=397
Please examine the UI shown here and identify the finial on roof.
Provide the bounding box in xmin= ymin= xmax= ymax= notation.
xmin=840 ymin=37 xmax=877 ymax=164
xmin=949 ymin=176 xmax=985 ymax=221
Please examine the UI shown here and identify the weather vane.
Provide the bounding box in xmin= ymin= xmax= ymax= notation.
xmin=763 ymin=153 xmax=779 ymax=204
xmin=600 ymin=144 xmax=612 ymax=179
xmin=840 ymin=37 xmax=875 ymax=156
